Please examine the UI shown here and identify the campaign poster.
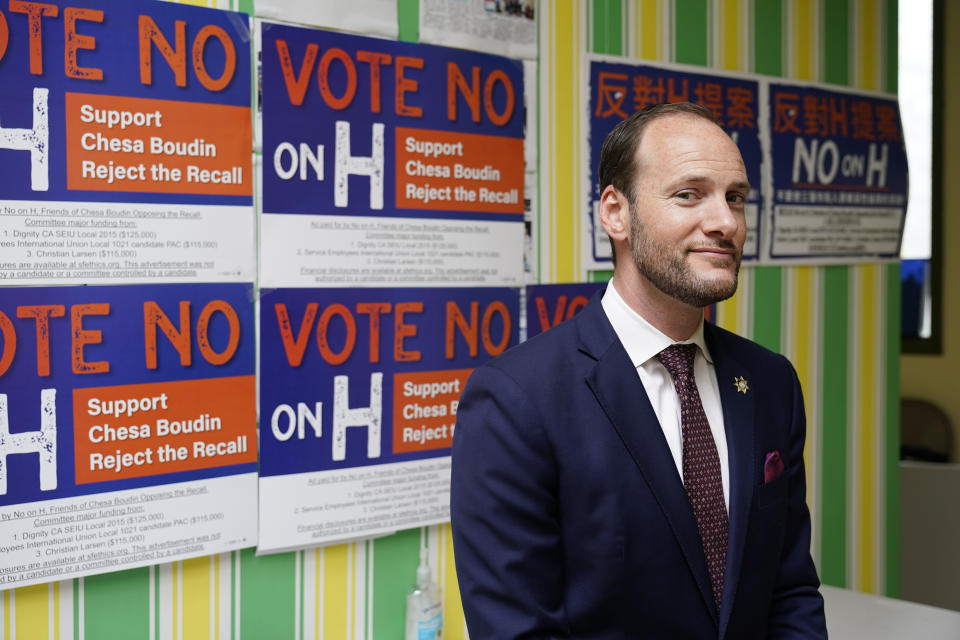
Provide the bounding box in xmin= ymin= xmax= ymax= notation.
xmin=586 ymin=56 xmax=763 ymax=269
xmin=258 ymin=287 xmax=518 ymax=552
xmin=0 ymin=0 xmax=254 ymax=285
xmin=767 ymin=83 xmax=908 ymax=261
xmin=255 ymin=0 xmax=398 ymax=39
xmin=259 ymin=22 xmax=525 ymax=288
xmin=419 ymin=0 xmax=537 ymax=60
xmin=525 ymin=282 xmax=604 ymax=339
xmin=0 ymin=283 xmax=257 ymax=589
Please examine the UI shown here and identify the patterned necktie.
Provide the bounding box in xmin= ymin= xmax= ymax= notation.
xmin=656 ymin=343 xmax=728 ymax=612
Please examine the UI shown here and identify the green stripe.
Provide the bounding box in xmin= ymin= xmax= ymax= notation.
xmin=231 ymin=552 xmax=237 ymax=640
xmin=885 ymin=0 xmax=898 ymax=93
xmin=752 ymin=267 xmax=782 ymax=353
xmin=398 ymin=0 xmax=419 ymax=43
xmin=236 ymin=0 xmax=254 ymax=15
xmin=592 ymin=0 xmax=624 ymax=55
xmin=154 ymin=568 xmax=160 ymax=640
xmin=239 ymin=548 xmax=296 ymax=640
xmin=590 ymin=270 xmax=613 ymax=283
xmin=750 ymin=0 xmax=782 ymax=359
xmin=372 ymin=529 xmax=420 ymax=638
xmin=674 ymin=0 xmax=708 ymax=66
xmin=818 ymin=0 xmax=850 ymax=590
xmin=884 ymin=263 xmax=901 ymax=596
xmin=823 ymin=0 xmax=849 ymax=86
xmin=73 ymin=579 xmax=80 ymax=640
xmin=299 ymin=551 xmax=305 ymax=640
xmin=753 ymin=0 xmax=783 ymax=76
xmin=364 ymin=541 xmax=372 ymax=640
xmin=83 ymin=567 xmax=150 ymax=638
xmin=820 ymin=265 xmax=849 ymax=587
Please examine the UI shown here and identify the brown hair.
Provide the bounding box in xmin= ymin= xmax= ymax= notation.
xmin=598 ymin=101 xmax=720 ymax=203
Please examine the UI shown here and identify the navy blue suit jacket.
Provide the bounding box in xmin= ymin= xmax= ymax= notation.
xmin=450 ymin=294 xmax=827 ymax=639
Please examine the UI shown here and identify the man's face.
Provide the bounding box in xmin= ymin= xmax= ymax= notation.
xmin=626 ymin=114 xmax=749 ymax=308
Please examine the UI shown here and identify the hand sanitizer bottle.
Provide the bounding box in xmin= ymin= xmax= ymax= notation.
xmin=405 ymin=546 xmax=442 ymax=640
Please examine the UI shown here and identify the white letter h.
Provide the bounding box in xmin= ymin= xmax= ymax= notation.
xmin=0 ymin=390 xmax=58 ymax=495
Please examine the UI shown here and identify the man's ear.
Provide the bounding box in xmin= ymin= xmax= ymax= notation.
xmin=598 ymin=185 xmax=630 ymax=244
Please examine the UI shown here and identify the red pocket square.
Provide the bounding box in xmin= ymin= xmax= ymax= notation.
xmin=764 ymin=450 xmax=785 ymax=483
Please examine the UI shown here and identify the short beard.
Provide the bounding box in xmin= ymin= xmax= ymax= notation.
xmin=629 ymin=209 xmax=741 ymax=308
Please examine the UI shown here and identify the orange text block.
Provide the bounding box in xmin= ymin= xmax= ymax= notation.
xmin=392 ymin=368 xmax=472 ymax=454
xmin=65 ymin=92 xmax=251 ymax=196
xmin=72 ymin=375 xmax=256 ymax=484
xmin=395 ymin=127 xmax=523 ymax=214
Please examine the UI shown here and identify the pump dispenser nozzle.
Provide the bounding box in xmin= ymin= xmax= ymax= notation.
xmin=406 ymin=544 xmax=442 ymax=639
xmin=416 ymin=546 xmax=431 ymax=587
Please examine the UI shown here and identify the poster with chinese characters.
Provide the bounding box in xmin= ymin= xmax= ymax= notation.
xmin=767 ymin=82 xmax=907 ymax=262
xmin=586 ymin=56 xmax=763 ymax=271
xmin=584 ymin=54 xmax=908 ymax=268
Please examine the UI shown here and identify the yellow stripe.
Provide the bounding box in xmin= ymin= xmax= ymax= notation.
xmin=720 ymin=0 xmax=740 ymax=71
xmin=554 ymin=2 xmax=577 ymax=282
xmin=793 ymin=0 xmax=815 ymax=81
xmin=173 ymin=562 xmax=180 ymax=639
xmin=323 ymin=544 xmax=349 ymax=637
xmin=348 ymin=543 xmax=355 ymax=638
xmin=546 ymin=4 xmax=557 ymax=282
xmin=213 ymin=556 xmax=220 ymax=640
xmin=357 ymin=542 xmax=367 ymax=639
xmin=716 ymin=293 xmax=738 ymax=333
xmin=858 ymin=0 xmax=879 ymax=90
xmin=441 ymin=524 xmax=465 ymax=640
xmin=14 ymin=585 xmax=47 ymax=639
xmin=180 ymin=556 xmax=210 ymax=639
xmin=3 ymin=590 xmax=9 ymax=638
xmin=640 ymin=0 xmax=659 ymax=61
xmin=313 ymin=549 xmax=326 ymax=640
xmin=53 ymin=582 xmax=59 ymax=639
xmin=856 ymin=264 xmax=877 ymax=592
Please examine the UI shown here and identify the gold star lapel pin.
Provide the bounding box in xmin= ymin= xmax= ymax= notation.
xmin=734 ymin=376 xmax=749 ymax=394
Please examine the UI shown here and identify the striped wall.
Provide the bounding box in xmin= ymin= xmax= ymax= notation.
xmin=1 ymin=0 xmax=901 ymax=637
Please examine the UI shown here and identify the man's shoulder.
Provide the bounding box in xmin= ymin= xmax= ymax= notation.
xmin=705 ymin=321 xmax=795 ymax=374
xmin=472 ymin=306 xmax=606 ymax=387
xmin=493 ymin=312 xmax=588 ymax=370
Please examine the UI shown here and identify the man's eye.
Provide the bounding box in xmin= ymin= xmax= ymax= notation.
xmin=676 ymin=191 xmax=696 ymax=200
xmin=727 ymin=193 xmax=746 ymax=204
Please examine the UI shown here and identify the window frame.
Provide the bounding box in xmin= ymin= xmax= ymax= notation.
xmin=902 ymin=0 xmax=943 ymax=354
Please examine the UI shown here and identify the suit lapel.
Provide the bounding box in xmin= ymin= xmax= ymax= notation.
xmin=705 ymin=324 xmax=757 ymax=639
xmin=576 ymin=299 xmax=719 ymax=624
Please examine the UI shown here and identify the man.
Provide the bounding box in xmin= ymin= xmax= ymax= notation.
xmin=450 ymin=102 xmax=827 ymax=639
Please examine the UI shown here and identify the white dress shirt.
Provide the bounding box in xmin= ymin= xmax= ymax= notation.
xmin=601 ymin=281 xmax=730 ymax=510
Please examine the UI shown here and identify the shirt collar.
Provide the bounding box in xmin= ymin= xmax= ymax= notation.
xmin=601 ymin=280 xmax=713 ymax=368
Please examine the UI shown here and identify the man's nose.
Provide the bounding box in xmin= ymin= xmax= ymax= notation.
xmin=702 ymin=195 xmax=740 ymax=238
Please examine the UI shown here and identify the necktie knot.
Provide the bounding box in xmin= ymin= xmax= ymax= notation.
xmin=656 ymin=343 xmax=697 ymax=382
